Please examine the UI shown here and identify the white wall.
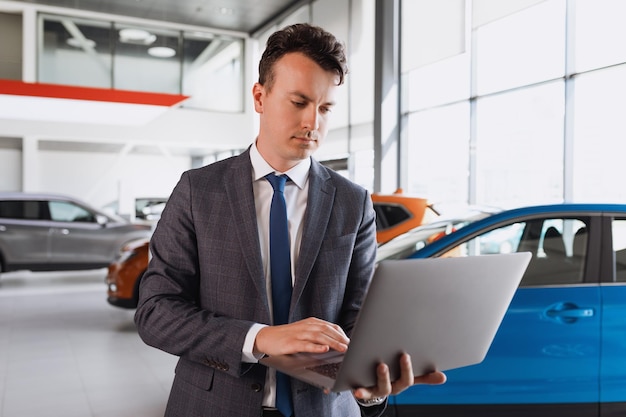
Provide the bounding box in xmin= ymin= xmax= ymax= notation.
xmin=0 ymin=104 xmax=255 ymax=212
xmin=0 ymin=146 xmax=22 ymax=191
xmin=36 ymin=149 xmax=190 ymax=209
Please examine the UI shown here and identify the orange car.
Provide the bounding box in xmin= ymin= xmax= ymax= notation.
xmin=106 ymin=237 xmax=150 ymax=308
xmin=372 ymin=189 xmax=438 ymax=245
xmin=106 ymin=190 xmax=436 ymax=308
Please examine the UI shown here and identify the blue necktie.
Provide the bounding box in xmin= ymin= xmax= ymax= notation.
xmin=265 ymin=173 xmax=293 ymax=417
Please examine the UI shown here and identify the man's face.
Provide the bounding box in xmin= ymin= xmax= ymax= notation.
xmin=253 ymin=52 xmax=339 ymax=172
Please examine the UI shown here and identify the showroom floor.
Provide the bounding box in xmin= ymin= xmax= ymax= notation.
xmin=0 ymin=269 xmax=177 ymax=417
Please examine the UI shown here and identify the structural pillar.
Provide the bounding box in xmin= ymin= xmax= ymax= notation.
xmin=373 ymin=0 xmax=401 ymax=193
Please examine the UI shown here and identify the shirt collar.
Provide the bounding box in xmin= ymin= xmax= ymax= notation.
xmin=250 ymin=141 xmax=310 ymax=190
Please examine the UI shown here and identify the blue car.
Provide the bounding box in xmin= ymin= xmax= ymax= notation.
xmin=378 ymin=204 xmax=626 ymax=417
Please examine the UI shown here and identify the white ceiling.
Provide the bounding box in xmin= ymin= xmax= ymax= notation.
xmin=13 ymin=0 xmax=306 ymax=35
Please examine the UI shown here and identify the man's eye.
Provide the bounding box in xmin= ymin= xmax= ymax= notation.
xmin=292 ymin=101 xmax=306 ymax=107
xmin=320 ymin=106 xmax=332 ymax=114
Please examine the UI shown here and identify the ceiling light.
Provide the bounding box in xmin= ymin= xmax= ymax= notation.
xmin=119 ymin=28 xmax=156 ymax=45
xmin=66 ymin=37 xmax=96 ymax=48
xmin=147 ymin=46 xmax=176 ymax=58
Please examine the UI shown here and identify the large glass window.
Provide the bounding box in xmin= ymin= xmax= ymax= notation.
xmin=402 ymin=53 xmax=471 ymax=112
xmin=38 ymin=14 xmax=245 ymax=113
xmin=114 ymin=25 xmax=180 ymax=94
xmin=475 ymin=0 xmax=565 ymax=95
xmin=406 ymin=102 xmax=470 ymax=205
xmin=39 ymin=15 xmax=113 ymax=88
xmin=182 ymin=32 xmax=244 ymax=112
xmin=401 ymin=0 xmax=469 ymax=112
xmin=572 ymin=65 xmax=626 ymax=203
xmin=573 ymin=0 xmax=626 ymax=73
xmin=475 ymin=81 xmax=565 ymax=207
xmin=402 ymin=0 xmax=626 ymax=208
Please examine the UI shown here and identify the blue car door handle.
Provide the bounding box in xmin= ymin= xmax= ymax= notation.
xmin=545 ymin=302 xmax=594 ymax=323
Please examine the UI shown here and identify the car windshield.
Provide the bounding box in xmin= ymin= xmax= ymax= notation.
xmin=376 ymin=209 xmax=498 ymax=262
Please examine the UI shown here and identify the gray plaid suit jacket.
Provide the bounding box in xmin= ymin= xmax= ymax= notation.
xmin=135 ymin=148 xmax=382 ymax=417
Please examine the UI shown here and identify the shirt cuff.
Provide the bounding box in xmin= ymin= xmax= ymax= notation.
xmin=241 ymin=323 xmax=268 ymax=363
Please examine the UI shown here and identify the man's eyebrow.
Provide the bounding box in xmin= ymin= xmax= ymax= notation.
xmin=289 ymin=91 xmax=336 ymax=107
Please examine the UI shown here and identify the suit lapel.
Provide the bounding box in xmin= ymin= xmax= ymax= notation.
xmin=292 ymin=160 xmax=335 ymax=308
xmin=224 ymin=150 xmax=269 ymax=315
xmin=222 ymin=154 xmax=336 ymax=320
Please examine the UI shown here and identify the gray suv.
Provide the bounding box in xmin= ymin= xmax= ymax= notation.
xmin=0 ymin=192 xmax=152 ymax=273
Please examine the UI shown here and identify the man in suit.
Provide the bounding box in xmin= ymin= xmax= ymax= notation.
xmin=134 ymin=23 xmax=445 ymax=417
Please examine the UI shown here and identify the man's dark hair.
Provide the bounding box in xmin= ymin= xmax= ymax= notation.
xmin=258 ymin=23 xmax=348 ymax=90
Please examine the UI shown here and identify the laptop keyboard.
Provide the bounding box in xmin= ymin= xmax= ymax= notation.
xmin=306 ymin=362 xmax=341 ymax=379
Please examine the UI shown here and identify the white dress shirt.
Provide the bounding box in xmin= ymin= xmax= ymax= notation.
xmin=241 ymin=141 xmax=311 ymax=408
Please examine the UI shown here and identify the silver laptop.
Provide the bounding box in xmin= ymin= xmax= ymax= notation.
xmin=260 ymin=252 xmax=531 ymax=392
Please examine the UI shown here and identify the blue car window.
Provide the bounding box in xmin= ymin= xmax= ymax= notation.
xmin=442 ymin=218 xmax=588 ymax=286
xmin=476 ymin=222 xmax=524 ymax=255
xmin=613 ymin=219 xmax=626 ymax=282
xmin=521 ymin=219 xmax=589 ymax=286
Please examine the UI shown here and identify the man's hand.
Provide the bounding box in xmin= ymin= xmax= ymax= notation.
xmin=352 ymin=353 xmax=446 ymax=401
xmin=255 ymin=317 xmax=350 ymax=356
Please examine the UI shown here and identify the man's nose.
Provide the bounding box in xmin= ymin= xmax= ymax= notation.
xmin=302 ymin=107 xmax=320 ymax=131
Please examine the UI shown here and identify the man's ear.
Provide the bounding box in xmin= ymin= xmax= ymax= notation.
xmin=252 ymin=83 xmax=264 ymax=113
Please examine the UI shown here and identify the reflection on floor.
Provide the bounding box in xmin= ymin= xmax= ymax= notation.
xmin=0 ymin=270 xmax=177 ymax=417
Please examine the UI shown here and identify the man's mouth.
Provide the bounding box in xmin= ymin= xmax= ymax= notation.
xmin=295 ymin=131 xmax=319 ymax=141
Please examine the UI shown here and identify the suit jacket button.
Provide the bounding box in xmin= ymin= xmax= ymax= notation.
xmin=251 ymin=383 xmax=262 ymax=392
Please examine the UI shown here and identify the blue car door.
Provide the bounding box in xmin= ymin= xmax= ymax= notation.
xmin=599 ymin=216 xmax=626 ymax=414
xmin=391 ymin=217 xmax=601 ymax=416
